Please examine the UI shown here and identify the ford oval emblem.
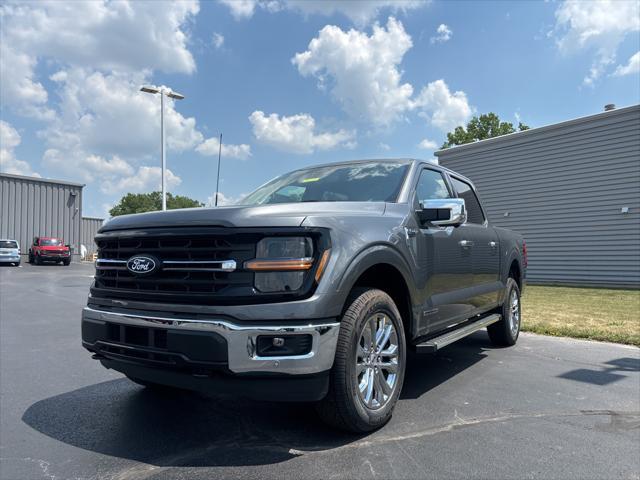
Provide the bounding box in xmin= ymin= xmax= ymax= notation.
xmin=126 ymin=255 xmax=159 ymax=275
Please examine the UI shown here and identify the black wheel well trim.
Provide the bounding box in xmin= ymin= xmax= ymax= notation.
xmin=335 ymin=243 xmax=417 ymax=337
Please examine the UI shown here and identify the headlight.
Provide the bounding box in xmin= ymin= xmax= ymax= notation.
xmin=245 ymin=237 xmax=313 ymax=293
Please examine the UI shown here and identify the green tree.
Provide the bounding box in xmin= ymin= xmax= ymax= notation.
xmin=441 ymin=113 xmax=530 ymax=149
xmin=109 ymin=192 xmax=203 ymax=217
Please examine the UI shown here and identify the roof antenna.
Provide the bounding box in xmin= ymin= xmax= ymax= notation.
xmin=215 ymin=133 xmax=222 ymax=207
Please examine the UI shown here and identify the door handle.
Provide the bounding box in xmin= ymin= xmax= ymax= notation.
xmin=459 ymin=240 xmax=474 ymax=247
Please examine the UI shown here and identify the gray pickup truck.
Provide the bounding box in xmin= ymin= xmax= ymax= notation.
xmin=82 ymin=159 xmax=526 ymax=432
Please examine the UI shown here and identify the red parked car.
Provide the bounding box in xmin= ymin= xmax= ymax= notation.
xmin=28 ymin=237 xmax=71 ymax=265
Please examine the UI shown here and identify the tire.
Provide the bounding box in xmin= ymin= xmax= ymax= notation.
xmin=14 ymin=261 xmax=20 ymax=267
xmin=28 ymin=252 xmax=33 ymax=264
xmin=487 ymin=277 xmax=521 ymax=347
xmin=34 ymin=254 xmax=42 ymax=265
xmin=317 ymin=288 xmax=406 ymax=433
xmin=63 ymin=259 xmax=71 ymax=266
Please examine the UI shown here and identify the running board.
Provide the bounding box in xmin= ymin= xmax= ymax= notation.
xmin=414 ymin=314 xmax=501 ymax=353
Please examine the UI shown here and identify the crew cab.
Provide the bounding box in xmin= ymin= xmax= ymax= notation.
xmin=82 ymin=159 xmax=526 ymax=432
xmin=29 ymin=237 xmax=71 ymax=265
xmin=0 ymin=239 xmax=21 ymax=266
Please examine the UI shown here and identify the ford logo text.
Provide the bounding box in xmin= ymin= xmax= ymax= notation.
xmin=126 ymin=256 xmax=158 ymax=275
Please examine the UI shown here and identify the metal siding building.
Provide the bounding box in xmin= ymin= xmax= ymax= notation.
xmin=435 ymin=105 xmax=640 ymax=288
xmin=0 ymin=173 xmax=85 ymax=260
xmin=81 ymin=217 xmax=104 ymax=256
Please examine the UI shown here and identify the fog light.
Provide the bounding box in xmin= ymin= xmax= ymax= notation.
xmin=256 ymin=335 xmax=312 ymax=357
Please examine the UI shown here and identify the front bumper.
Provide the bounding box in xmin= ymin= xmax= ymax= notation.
xmin=40 ymin=253 xmax=70 ymax=260
xmin=82 ymin=306 xmax=340 ymax=376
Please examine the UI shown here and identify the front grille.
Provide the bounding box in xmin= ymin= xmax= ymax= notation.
xmin=92 ymin=227 xmax=257 ymax=304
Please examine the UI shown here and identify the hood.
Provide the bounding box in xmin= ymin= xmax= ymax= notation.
xmin=100 ymin=202 xmax=386 ymax=232
xmin=40 ymin=245 xmax=68 ymax=251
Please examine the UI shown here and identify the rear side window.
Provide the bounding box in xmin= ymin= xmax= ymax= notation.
xmin=451 ymin=177 xmax=485 ymax=224
xmin=415 ymin=169 xmax=451 ymax=206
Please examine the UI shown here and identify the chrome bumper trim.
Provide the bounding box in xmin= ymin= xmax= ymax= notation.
xmin=82 ymin=306 xmax=340 ymax=375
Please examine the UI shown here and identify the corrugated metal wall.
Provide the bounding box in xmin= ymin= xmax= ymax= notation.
xmin=81 ymin=217 xmax=104 ymax=256
xmin=436 ymin=105 xmax=640 ymax=288
xmin=0 ymin=173 xmax=84 ymax=260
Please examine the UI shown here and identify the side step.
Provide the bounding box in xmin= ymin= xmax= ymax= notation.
xmin=415 ymin=314 xmax=501 ymax=353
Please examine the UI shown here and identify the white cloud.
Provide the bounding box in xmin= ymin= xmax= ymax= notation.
xmin=104 ymin=166 xmax=182 ymax=193
xmin=293 ymin=18 xmax=471 ymax=131
xmin=44 ymin=69 xmax=203 ymax=160
xmin=249 ymin=111 xmax=356 ymax=154
xmin=613 ymin=51 xmax=640 ymax=76
xmin=414 ymin=79 xmax=473 ymax=131
xmin=220 ymin=0 xmax=427 ymax=25
xmin=0 ymin=120 xmax=40 ymax=177
xmin=219 ymin=0 xmax=260 ymax=19
xmin=0 ymin=1 xmax=205 ymax=195
xmin=417 ymin=138 xmax=438 ymax=150
xmin=379 ymin=142 xmax=391 ymax=151
xmin=553 ymin=0 xmax=640 ymax=85
xmin=293 ymin=17 xmax=414 ymax=127
xmin=196 ymin=136 xmax=252 ymax=160
xmin=212 ymin=32 xmax=225 ymax=49
xmin=1 ymin=1 xmax=199 ymax=75
xmin=284 ymin=0 xmax=427 ymax=27
xmin=206 ymin=191 xmax=239 ymax=207
xmin=430 ymin=24 xmax=452 ymax=44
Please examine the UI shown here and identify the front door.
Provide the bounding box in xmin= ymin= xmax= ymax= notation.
xmin=412 ymin=168 xmax=475 ymax=336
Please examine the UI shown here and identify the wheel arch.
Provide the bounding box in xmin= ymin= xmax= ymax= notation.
xmin=336 ymin=245 xmax=417 ymax=340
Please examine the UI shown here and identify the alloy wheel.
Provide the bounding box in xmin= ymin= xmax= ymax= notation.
xmin=355 ymin=313 xmax=400 ymax=410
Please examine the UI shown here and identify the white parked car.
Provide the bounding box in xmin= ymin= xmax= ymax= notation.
xmin=0 ymin=239 xmax=21 ymax=266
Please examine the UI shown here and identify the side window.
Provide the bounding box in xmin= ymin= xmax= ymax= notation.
xmin=451 ymin=177 xmax=485 ymax=224
xmin=415 ymin=169 xmax=451 ymax=206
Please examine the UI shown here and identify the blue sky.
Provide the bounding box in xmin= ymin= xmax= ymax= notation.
xmin=1 ymin=0 xmax=639 ymax=217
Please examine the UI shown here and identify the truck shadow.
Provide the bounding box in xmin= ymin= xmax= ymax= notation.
xmin=22 ymin=332 xmax=491 ymax=467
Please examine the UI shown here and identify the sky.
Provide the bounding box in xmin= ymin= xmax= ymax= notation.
xmin=1 ymin=0 xmax=639 ymax=218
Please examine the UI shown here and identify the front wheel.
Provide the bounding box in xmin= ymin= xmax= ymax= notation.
xmin=317 ymin=288 xmax=406 ymax=433
xmin=62 ymin=259 xmax=71 ymax=266
xmin=487 ymin=278 xmax=521 ymax=347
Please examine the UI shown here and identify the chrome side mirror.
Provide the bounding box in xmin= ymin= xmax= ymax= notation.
xmin=417 ymin=198 xmax=467 ymax=227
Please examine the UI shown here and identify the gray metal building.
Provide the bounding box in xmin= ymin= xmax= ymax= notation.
xmin=81 ymin=217 xmax=104 ymax=256
xmin=0 ymin=173 xmax=97 ymax=261
xmin=436 ymin=104 xmax=640 ymax=288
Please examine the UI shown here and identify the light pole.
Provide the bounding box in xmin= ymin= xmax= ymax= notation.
xmin=140 ymin=85 xmax=185 ymax=211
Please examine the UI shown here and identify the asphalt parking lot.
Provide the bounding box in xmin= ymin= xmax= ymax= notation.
xmin=1 ymin=261 xmax=639 ymax=480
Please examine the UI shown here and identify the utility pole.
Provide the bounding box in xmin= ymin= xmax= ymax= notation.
xmin=140 ymin=85 xmax=185 ymax=211
xmin=215 ymin=133 xmax=222 ymax=206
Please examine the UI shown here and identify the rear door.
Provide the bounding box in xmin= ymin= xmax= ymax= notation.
xmin=413 ymin=168 xmax=475 ymax=335
xmin=449 ymin=176 xmax=501 ymax=312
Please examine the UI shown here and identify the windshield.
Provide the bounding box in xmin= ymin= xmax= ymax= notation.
xmin=239 ymin=161 xmax=409 ymax=206
xmin=0 ymin=241 xmax=18 ymax=249
xmin=40 ymin=238 xmax=63 ymax=246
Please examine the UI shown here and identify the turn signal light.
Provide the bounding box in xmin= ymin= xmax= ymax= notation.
xmin=244 ymin=258 xmax=314 ymax=271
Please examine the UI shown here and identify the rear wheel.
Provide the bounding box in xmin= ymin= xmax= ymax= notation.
xmin=28 ymin=252 xmax=33 ymax=263
xmin=317 ymin=288 xmax=406 ymax=433
xmin=487 ymin=277 xmax=521 ymax=347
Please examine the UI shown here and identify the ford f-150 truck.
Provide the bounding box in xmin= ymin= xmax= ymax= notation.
xmin=82 ymin=159 xmax=526 ymax=432
xmin=29 ymin=237 xmax=71 ymax=265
